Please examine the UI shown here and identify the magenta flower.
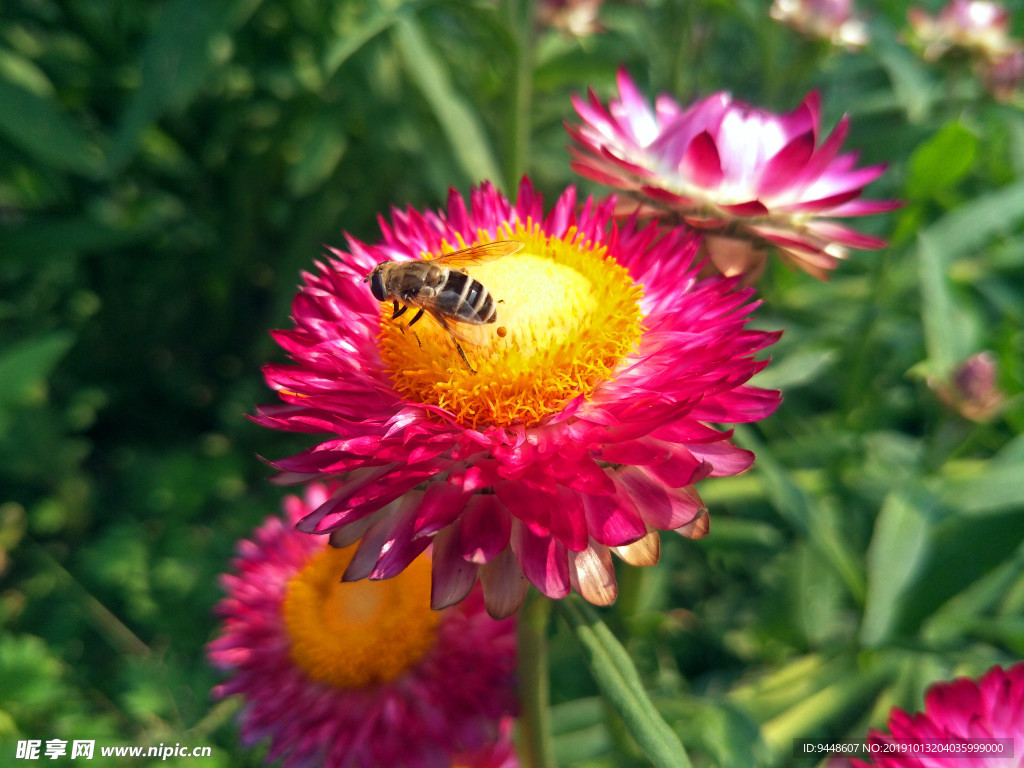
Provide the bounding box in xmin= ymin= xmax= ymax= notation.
xmin=930 ymin=351 xmax=1006 ymax=422
xmin=566 ymin=69 xmax=899 ymax=280
xmin=770 ymin=0 xmax=869 ymax=50
xmin=981 ymin=46 xmax=1024 ymax=101
xmin=252 ymin=179 xmax=780 ymax=617
xmin=538 ymin=0 xmax=605 ymax=37
xmin=908 ymin=0 xmax=1014 ymax=61
xmin=852 ymin=663 xmax=1024 ymax=768
xmin=208 ymin=484 xmax=518 ymax=768
xmin=907 ymin=0 xmax=1024 ymax=99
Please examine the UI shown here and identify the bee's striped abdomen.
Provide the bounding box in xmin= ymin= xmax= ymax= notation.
xmin=438 ymin=270 xmax=497 ymax=324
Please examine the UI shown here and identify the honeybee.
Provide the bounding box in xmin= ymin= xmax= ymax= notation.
xmin=363 ymin=240 xmax=524 ymax=372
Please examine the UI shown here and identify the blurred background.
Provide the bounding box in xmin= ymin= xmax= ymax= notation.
xmin=1 ymin=0 xmax=1022 ymax=765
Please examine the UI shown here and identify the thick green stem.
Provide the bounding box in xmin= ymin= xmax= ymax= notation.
xmin=516 ymin=590 xmax=557 ymax=768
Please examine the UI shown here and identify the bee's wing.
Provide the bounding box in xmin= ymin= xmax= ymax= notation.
xmin=421 ymin=306 xmax=494 ymax=347
xmin=430 ymin=240 xmax=523 ymax=268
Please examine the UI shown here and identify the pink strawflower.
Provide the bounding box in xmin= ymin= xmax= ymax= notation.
xmin=538 ymin=0 xmax=605 ymax=37
xmin=208 ymin=484 xmax=518 ymax=768
xmin=907 ymin=0 xmax=1024 ymax=99
xmin=930 ymin=351 xmax=1006 ymax=422
xmin=566 ymin=69 xmax=900 ymax=280
xmin=979 ymin=45 xmax=1024 ymax=101
xmin=908 ymin=0 xmax=1014 ymax=61
xmin=770 ymin=0 xmax=869 ymax=50
xmin=252 ymin=179 xmax=780 ymax=617
xmin=852 ymin=663 xmax=1024 ymax=768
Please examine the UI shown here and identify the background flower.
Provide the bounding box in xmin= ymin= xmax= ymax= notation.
xmin=907 ymin=0 xmax=1024 ymax=100
xmin=852 ymin=663 xmax=1024 ymax=768
xmin=253 ymin=179 xmax=780 ymax=617
xmin=208 ymin=484 xmax=518 ymax=768
xmin=770 ymin=0 xmax=869 ymax=50
xmin=566 ymin=69 xmax=899 ymax=279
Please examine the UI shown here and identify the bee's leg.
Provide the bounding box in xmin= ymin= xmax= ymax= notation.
xmin=454 ymin=341 xmax=476 ymax=374
xmin=407 ymin=308 xmax=425 ymax=327
xmin=392 ymin=302 xmax=408 ymax=320
xmin=433 ymin=313 xmax=476 ymax=374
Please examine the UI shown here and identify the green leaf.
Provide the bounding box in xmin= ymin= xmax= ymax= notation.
xmin=108 ymin=0 xmax=263 ymax=172
xmin=392 ymin=15 xmax=503 ymax=188
xmin=905 ymin=123 xmax=977 ymax=200
xmin=735 ymin=426 xmax=865 ymax=603
xmin=748 ymin=346 xmax=838 ymax=390
xmin=917 ymin=230 xmax=971 ymax=374
xmin=923 ymin=176 xmax=1024 ymax=260
xmin=932 ymin=460 xmax=1024 ymax=515
xmin=323 ymin=1 xmax=431 ymax=79
xmin=0 ymin=332 xmax=76 ymax=410
xmin=552 ymin=697 xmax=613 ymax=762
xmin=897 ymin=508 xmax=1024 ymax=636
xmin=0 ymin=77 xmax=103 ymax=175
xmin=557 ymin=596 xmax=691 ymax=768
xmin=286 ymin=114 xmax=349 ymax=197
xmin=860 ymin=487 xmax=935 ymax=646
xmin=870 ymin=31 xmax=935 ymax=123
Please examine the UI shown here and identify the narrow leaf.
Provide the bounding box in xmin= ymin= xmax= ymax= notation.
xmin=393 ymin=15 xmax=503 ymax=187
xmin=924 ymin=176 xmax=1024 ymax=259
xmin=557 ymin=596 xmax=691 ymax=768
xmin=323 ymin=1 xmax=433 ymax=78
xmin=916 ymin=231 xmax=969 ymax=374
xmin=0 ymin=78 xmax=103 ymax=175
xmin=860 ymin=487 xmax=934 ymax=646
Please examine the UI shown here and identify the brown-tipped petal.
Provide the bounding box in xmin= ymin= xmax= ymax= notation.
xmin=480 ymin=546 xmax=530 ymax=619
xmin=676 ymin=510 xmax=710 ymax=539
xmin=612 ymin=530 xmax=661 ymax=566
xmin=701 ymin=235 xmax=769 ymax=284
xmin=569 ymin=543 xmax=618 ymax=606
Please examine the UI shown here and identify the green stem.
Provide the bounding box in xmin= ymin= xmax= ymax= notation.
xmin=505 ymin=0 xmax=534 ymax=188
xmin=516 ymin=590 xmax=557 ymax=768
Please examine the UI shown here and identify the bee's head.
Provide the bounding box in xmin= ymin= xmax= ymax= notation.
xmin=365 ymin=264 xmax=387 ymax=301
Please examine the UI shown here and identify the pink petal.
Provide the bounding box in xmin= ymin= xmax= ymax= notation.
xmin=495 ymin=480 xmax=554 ymax=538
xmin=719 ymin=200 xmax=770 ymax=217
xmin=411 ymin=482 xmax=472 ymax=538
xmin=616 ymin=466 xmax=705 ymax=530
xmin=511 ymin=521 xmax=571 ymax=599
xmin=548 ymin=487 xmax=589 ymax=552
xmin=341 ymin=499 xmax=408 ymax=581
xmin=680 ymin=131 xmax=725 ymax=188
xmin=687 ymin=441 xmax=755 ymax=476
xmin=826 ymin=198 xmax=903 ymax=217
xmin=458 ymin=494 xmax=511 ymax=564
xmin=430 ymin=525 xmax=480 ymax=609
xmin=581 ymin=491 xmax=647 ymax=547
xmin=808 ymin=221 xmax=889 ymax=249
xmin=756 ymin=130 xmax=816 ymax=197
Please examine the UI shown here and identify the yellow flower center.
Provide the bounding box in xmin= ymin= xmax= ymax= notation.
xmin=283 ymin=546 xmax=440 ymax=689
xmin=378 ymin=221 xmax=645 ymax=429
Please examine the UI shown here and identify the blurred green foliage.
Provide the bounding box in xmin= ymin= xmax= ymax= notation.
xmin=1 ymin=0 xmax=1022 ymax=765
